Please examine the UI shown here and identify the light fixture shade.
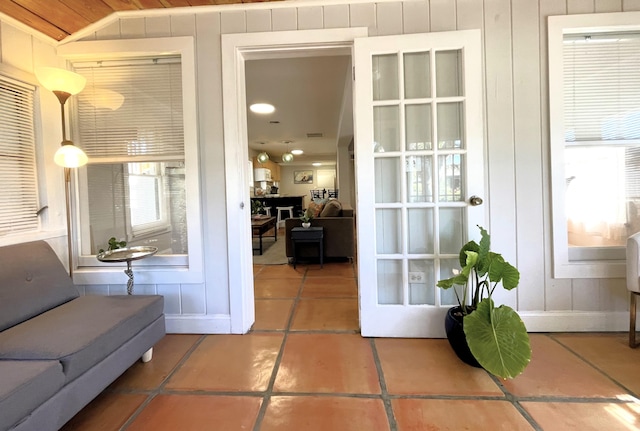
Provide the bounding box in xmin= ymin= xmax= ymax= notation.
xmin=35 ymin=67 xmax=86 ymax=95
xmin=54 ymin=143 xmax=88 ymax=168
xmin=282 ymin=152 xmax=294 ymax=163
xmin=291 ymin=149 xmax=304 ymax=155
xmin=250 ymin=103 xmax=275 ymax=114
xmin=257 ymin=152 xmax=270 ymax=163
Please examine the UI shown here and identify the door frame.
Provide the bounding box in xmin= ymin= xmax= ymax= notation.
xmin=221 ymin=28 xmax=368 ymax=333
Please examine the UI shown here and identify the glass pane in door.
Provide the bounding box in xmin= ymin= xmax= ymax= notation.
xmin=408 ymin=208 xmax=434 ymax=253
xmin=436 ymin=50 xmax=463 ymax=97
xmin=377 ymin=259 xmax=403 ymax=304
xmin=439 ymin=207 xmax=465 ymax=254
xmin=409 ymin=259 xmax=435 ymax=305
xmin=373 ymin=54 xmax=399 ymax=101
xmin=437 ymin=102 xmax=464 ymax=149
xmin=375 ymin=158 xmax=401 ymax=203
xmin=405 ymin=104 xmax=432 ymax=150
xmin=376 ymin=209 xmax=402 ymax=254
xmin=404 ymin=52 xmax=431 ymax=99
xmin=374 ymin=105 xmax=400 ymax=152
xmin=438 ymin=154 xmax=464 ymax=202
xmin=406 ymin=155 xmax=432 ymax=203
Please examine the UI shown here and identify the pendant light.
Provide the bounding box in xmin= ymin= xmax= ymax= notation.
xmin=281 ymin=140 xmax=293 ymax=163
xmin=257 ymin=151 xmax=270 ymax=164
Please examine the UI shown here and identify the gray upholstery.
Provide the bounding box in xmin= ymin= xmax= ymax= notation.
xmin=0 ymin=240 xmax=166 ymax=431
xmin=0 ymin=241 xmax=79 ymax=332
xmin=0 ymin=360 xmax=65 ymax=431
xmin=0 ymin=295 xmax=163 ymax=383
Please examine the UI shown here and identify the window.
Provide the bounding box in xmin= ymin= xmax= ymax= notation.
xmin=549 ymin=12 xmax=640 ymax=278
xmin=0 ymin=75 xmax=38 ymax=237
xmin=59 ymin=37 xmax=202 ymax=284
xmin=74 ymin=57 xmax=187 ymax=256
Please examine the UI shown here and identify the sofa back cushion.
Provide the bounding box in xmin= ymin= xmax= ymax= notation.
xmin=0 ymin=241 xmax=79 ymax=331
xmin=320 ymin=199 xmax=342 ymax=217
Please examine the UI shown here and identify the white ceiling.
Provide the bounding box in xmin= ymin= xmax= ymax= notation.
xmin=245 ymin=54 xmax=352 ymax=166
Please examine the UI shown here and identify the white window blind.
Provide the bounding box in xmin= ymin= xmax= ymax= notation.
xmin=564 ymin=33 xmax=640 ymax=142
xmin=74 ymin=58 xmax=184 ymax=159
xmin=0 ymin=76 xmax=38 ymax=235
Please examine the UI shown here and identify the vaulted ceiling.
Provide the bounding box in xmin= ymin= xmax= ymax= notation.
xmin=0 ymin=0 xmax=280 ymax=41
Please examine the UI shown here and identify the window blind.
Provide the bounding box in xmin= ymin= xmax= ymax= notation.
xmin=74 ymin=58 xmax=184 ymax=159
xmin=563 ymin=33 xmax=640 ymax=142
xmin=0 ymin=76 xmax=38 ymax=235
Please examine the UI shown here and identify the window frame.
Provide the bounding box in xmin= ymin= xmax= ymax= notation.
xmin=549 ymin=12 xmax=640 ymax=278
xmin=58 ymin=37 xmax=203 ymax=284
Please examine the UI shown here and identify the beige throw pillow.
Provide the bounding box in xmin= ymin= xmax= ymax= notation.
xmin=320 ymin=199 xmax=342 ymax=217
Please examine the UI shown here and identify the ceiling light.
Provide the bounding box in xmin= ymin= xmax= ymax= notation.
xmin=291 ymin=149 xmax=303 ymax=155
xmin=282 ymin=153 xmax=294 ymax=163
xmin=257 ymin=152 xmax=270 ymax=163
xmin=250 ymin=103 xmax=275 ymax=114
xmin=312 ymin=162 xmax=322 ymax=167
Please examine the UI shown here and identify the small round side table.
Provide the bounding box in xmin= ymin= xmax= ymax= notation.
xmin=97 ymin=246 xmax=158 ymax=294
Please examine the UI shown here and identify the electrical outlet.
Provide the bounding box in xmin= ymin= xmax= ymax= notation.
xmin=409 ymin=271 xmax=425 ymax=283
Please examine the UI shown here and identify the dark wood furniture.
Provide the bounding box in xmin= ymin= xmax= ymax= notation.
xmin=251 ymin=195 xmax=305 ymax=220
xmin=291 ymin=226 xmax=324 ymax=268
xmin=252 ymin=216 xmax=277 ymax=255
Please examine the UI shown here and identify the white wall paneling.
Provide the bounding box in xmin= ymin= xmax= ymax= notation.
xmin=1 ymin=0 xmax=636 ymax=333
xmin=298 ymin=6 xmax=324 ymax=30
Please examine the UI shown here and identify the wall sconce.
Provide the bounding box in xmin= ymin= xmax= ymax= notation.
xmin=35 ymin=66 xmax=88 ymax=277
xmin=257 ymin=151 xmax=270 ymax=164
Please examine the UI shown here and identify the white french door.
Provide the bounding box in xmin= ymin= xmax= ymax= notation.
xmin=354 ymin=30 xmax=485 ymax=337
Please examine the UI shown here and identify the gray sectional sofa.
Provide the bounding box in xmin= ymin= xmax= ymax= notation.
xmin=0 ymin=241 xmax=165 ymax=431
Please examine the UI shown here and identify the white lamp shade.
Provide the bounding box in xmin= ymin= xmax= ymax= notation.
xmin=35 ymin=67 xmax=86 ymax=95
xmin=54 ymin=144 xmax=88 ymax=168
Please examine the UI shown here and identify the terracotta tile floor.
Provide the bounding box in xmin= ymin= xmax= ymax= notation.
xmin=62 ymin=261 xmax=640 ymax=431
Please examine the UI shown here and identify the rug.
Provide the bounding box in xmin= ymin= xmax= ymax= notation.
xmin=252 ymin=237 xmax=288 ymax=265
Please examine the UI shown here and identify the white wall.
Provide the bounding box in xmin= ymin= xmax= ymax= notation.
xmin=5 ymin=0 xmax=639 ymax=333
xmin=279 ymin=164 xmax=337 ymax=209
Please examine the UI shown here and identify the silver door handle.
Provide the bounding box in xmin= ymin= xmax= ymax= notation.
xmin=469 ymin=196 xmax=483 ymax=206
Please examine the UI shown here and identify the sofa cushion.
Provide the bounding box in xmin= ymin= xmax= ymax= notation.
xmin=307 ymin=200 xmax=325 ymax=218
xmin=0 ymin=295 xmax=164 ymax=383
xmin=320 ymin=199 xmax=342 ymax=217
xmin=0 ymin=241 xmax=79 ymax=332
xmin=0 ymin=360 xmax=65 ymax=431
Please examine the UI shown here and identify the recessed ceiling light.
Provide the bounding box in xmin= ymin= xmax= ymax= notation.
xmin=291 ymin=149 xmax=303 ymax=155
xmin=250 ymin=103 xmax=275 ymax=114
xmin=312 ymin=162 xmax=322 ymax=166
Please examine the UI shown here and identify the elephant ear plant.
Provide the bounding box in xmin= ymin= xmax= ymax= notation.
xmin=437 ymin=225 xmax=531 ymax=379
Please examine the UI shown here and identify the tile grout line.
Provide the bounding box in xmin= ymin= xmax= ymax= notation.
xmin=369 ymin=338 xmax=398 ymax=431
xmin=251 ymin=266 xmax=308 ymax=431
xmin=119 ymin=334 xmax=208 ymax=430
xmin=487 ymin=374 xmax=543 ymax=431
xmin=547 ymin=333 xmax=640 ymax=399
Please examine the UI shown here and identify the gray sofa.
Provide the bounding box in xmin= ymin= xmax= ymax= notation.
xmin=0 ymin=241 xmax=165 ymax=431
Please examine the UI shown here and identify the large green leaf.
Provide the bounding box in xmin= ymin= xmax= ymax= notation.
xmin=463 ymin=299 xmax=531 ymax=379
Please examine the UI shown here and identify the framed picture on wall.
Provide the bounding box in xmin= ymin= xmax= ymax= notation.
xmin=294 ymin=170 xmax=313 ymax=184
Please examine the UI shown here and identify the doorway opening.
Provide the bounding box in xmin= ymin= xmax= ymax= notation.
xmin=222 ymin=28 xmax=367 ymax=333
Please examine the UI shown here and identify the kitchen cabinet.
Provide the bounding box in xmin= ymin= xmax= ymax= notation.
xmin=252 ymin=157 xmax=281 ymax=182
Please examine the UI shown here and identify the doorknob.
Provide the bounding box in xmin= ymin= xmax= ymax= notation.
xmin=469 ymin=196 xmax=483 ymax=206
xmin=240 ymin=202 xmax=245 ymax=209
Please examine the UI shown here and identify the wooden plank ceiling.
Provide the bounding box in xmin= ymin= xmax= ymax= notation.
xmin=0 ymin=0 xmax=280 ymax=41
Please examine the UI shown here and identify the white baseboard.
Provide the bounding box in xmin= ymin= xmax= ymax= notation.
xmin=164 ymin=311 xmax=634 ymax=335
xmin=520 ymin=311 xmax=631 ymax=332
xmin=165 ymin=314 xmax=231 ymax=334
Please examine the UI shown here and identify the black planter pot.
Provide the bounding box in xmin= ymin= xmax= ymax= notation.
xmin=444 ymin=307 xmax=482 ymax=368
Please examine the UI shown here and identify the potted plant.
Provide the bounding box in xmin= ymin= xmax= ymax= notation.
xmin=98 ymin=237 xmax=127 ymax=254
xmin=437 ymin=225 xmax=531 ymax=379
xmin=299 ymin=209 xmax=313 ymax=228
xmin=251 ymin=200 xmax=264 ymax=218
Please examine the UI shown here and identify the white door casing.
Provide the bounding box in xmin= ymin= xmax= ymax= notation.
xmin=354 ymin=30 xmax=485 ymax=337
